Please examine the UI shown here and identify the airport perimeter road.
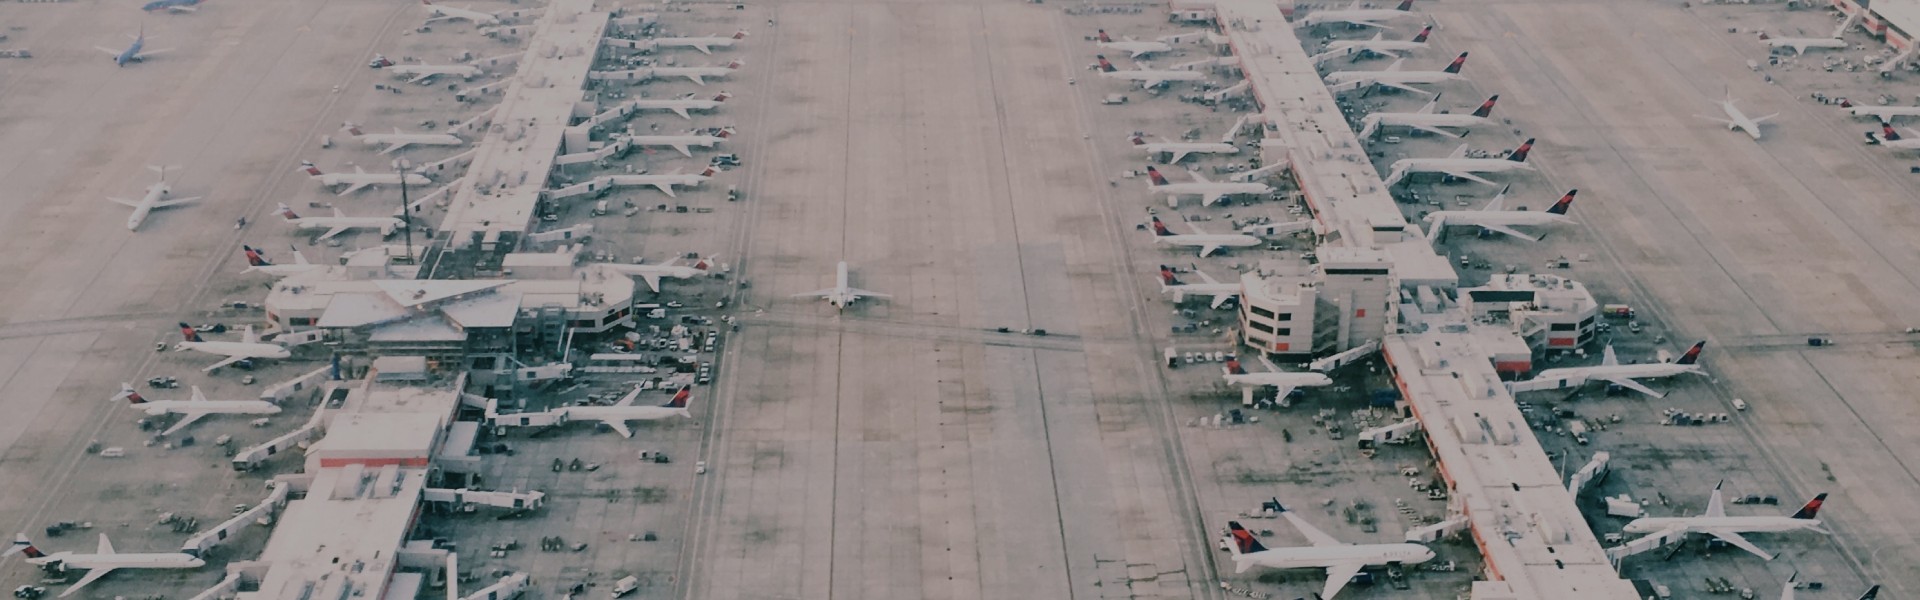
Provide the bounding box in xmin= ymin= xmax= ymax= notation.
xmin=678 ymin=3 xmax=1218 ymax=600
xmin=1433 ymin=0 xmax=1920 ymax=591
xmin=0 ymin=0 xmax=415 ymax=581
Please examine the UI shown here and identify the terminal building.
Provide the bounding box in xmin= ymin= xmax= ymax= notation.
xmin=1237 ymin=247 xmax=1394 ymax=358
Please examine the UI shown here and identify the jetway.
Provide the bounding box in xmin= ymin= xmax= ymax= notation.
xmin=232 ymin=408 xmax=328 ymax=471
xmin=423 ymin=487 xmax=546 ymax=511
xmin=1568 ymin=451 xmax=1612 ymax=497
xmin=524 ymin=224 xmax=593 ymax=246
xmin=1404 ymin=515 xmax=1468 ymax=544
xmin=181 ymin=481 xmax=290 ymax=555
xmin=1357 ymin=417 xmax=1420 ymax=446
xmin=1606 ymin=527 xmax=1688 ymax=566
xmin=1310 ymin=340 xmax=1378 ymax=373
xmin=258 ymin=364 xmax=334 ymax=404
xmin=185 ymin=571 xmax=243 ymax=600
xmin=461 ymin=573 xmax=530 ymax=600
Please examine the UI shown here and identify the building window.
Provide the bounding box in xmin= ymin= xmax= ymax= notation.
xmin=1251 ymin=306 xmax=1276 ymax=320
xmin=289 ymin=317 xmax=315 ymax=327
xmin=1277 ymin=313 xmax=1292 ymax=322
xmin=1355 ymin=309 xmax=1367 ymax=318
xmin=1249 ymin=321 xmax=1274 ymax=334
xmin=1277 ymin=328 xmax=1291 ymax=336
xmin=1550 ymin=323 xmax=1577 ymax=331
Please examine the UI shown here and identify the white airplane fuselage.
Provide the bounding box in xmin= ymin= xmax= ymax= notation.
xmin=1297 ymin=9 xmax=1422 ymax=28
xmin=1104 ymin=69 xmax=1207 ymax=87
xmin=176 ymin=340 xmax=291 ymax=361
xmin=628 ymin=99 xmax=725 ymax=119
xmin=288 ymin=216 xmax=403 ymax=237
xmin=424 ymin=2 xmax=500 ymax=26
xmin=1850 ymin=105 xmax=1920 ymax=122
xmin=1100 ymin=40 xmax=1172 ymax=57
xmin=132 ymin=400 xmax=281 ymax=418
xmin=1321 ymin=39 xmax=1426 ymax=58
xmin=1223 ymin=372 xmax=1334 ymax=389
xmin=625 ymin=134 xmax=726 ymax=156
xmin=1388 ymin=157 xmax=1533 ymax=180
xmin=1137 ymin=141 xmax=1238 ymax=163
xmin=1152 ymin=182 xmax=1272 ymax=206
xmin=1767 ymin=38 xmax=1846 ymax=55
xmin=1622 ymin=516 xmax=1820 ymax=536
xmin=28 ymin=551 xmax=204 ymax=571
xmin=1533 ymin=362 xmax=1700 ymax=385
xmin=1360 ymin=112 xmax=1491 ymax=138
xmin=358 ymin=132 xmax=464 ymax=153
xmin=655 ymin=36 xmax=740 ymax=53
xmin=125 ymin=183 xmax=171 ymax=231
xmin=1325 ymin=69 xmax=1461 ymax=88
xmin=1154 ymin=233 xmax=1260 ymax=255
xmin=1165 ymin=281 xmax=1240 ymax=302
xmin=1719 ymin=101 xmax=1767 ymax=139
xmin=386 ymin=64 xmax=483 ymax=80
xmin=1232 ymin=543 xmax=1435 ymax=573
xmin=313 ymin=172 xmax=432 ymax=191
xmin=1423 ymin=210 xmax=1570 ymax=228
xmin=650 ymin=65 xmax=737 ymax=84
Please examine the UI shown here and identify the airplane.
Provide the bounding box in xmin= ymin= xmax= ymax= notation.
xmin=621 ymin=167 xmax=718 ymax=197
xmin=1382 ymin=137 xmax=1534 ymax=187
xmin=300 ymin=161 xmax=432 ymax=196
xmin=241 ymin=245 xmax=322 ymax=277
xmin=378 ymin=63 xmax=484 ymax=84
xmin=142 ymin=0 xmax=203 ymax=12
xmin=1358 ymin=93 xmax=1498 ymax=139
xmin=1224 ymin=504 xmax=1435 ymax=599
xmin=791 ymin=261 xmax=889 ymax=309
xmin=649 ymin=59 xmax=743 ymax=85
xmin=1620 ymin=482 xmax=1829 ymax=560
xmin=1310 ymin=25 xmax=1431 ymax=65
xmin=1157 ymin=265 xmax=1241 ymax=309
xmin=1094 ymin=29 xmax=1198 ymax=58
xmin=421 ymin=0 xmax=502 ymax=26
xmin=1760 ymin=10 xmax=1859 ymax=56
xmin=1144 ymin=165 xmax=1273 ymax=207
xmin=1323 ymin=52 xmax=1469 ymax=96
xmin=1148 ymin=215 xmax=1261 ymax=257
xmin=277 ymin=203 xmax=403 ymax=241
xmin=1131 ymin=117 xmax=1243 ymax=164
xmin=1864 ymin=123 xmax=1920 ymax=150
xmin=175 ymin=322 xmax=292 ymax=372
xmin=97 ymin=26 xmax=171 ymax=67
xmin=1523 ymin=341 xmax=1707 ymax=398
xmin=341 ymin=122 xmax=464 ymax=154
xmin=654 ymin=30 xmax=748 ymax=55
xmin=1845 ymin=102 xmax=1920 ymax=123
xmin=4 ymin=534 xmax=205 ymax=598
xmin=1422 ymin=186 xmax=1575 ymax=242
xmin=113 ymin=383 xmax=281 ymax=436
xmin=623 ymin=128 xmax=731 ymax=158
xmin=1095 ymin=55 xmax=1208 ymax=89
xmin=624 ymin=91 xmax=731 ymax=120
xmin=1222 ymin=355 xmax=1334 ymax=398
xmin=563 ymin=385 xmax=693 ymax=438
xmin=1292 ymin=0 xmax=1421 ymax=30
xmin=1700 ymin=90 xmax=1777 ymax=140
xmin=110 ymin=165 xmax=200 ymax=232
xmin=604 ymin=255 xmax=719 ymax=292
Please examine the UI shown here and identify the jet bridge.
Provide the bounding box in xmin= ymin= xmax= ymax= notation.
xmin=181 ymin=481 xmax=291 ymax=555
xmin=422 ymin=487 xmax=547 ymax=512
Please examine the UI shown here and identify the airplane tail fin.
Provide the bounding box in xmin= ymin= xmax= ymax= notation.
xmin=1791 ymin=493 xmax=1828 ymax=520
xmin=1443 ymin=52 xmax=1469 ymax=74
xmin=1227 ymin=521 xmax=1269 ymax=554
xmin=1095 ymin=55 xmax=1117 ymax=73
xmin=1883 ymin=124 xmax=1901 ymax=141
xmin=1224 ymin=359 xmax=1246 ymax=375
xmin=117 ymin=383 xmax=146 ymax=404
xmin=714 ymin=91 xmax=733 ymax=102
xmin=1858 ymin=585 xmax=1881 ymax=600
xmin=3 ymin=534 xmax=41 ymax=559
xmin=1145 ymin=165 xmax=1170 ymax=186
xmin=1130 ymin=134 xmax=1147 ymax=146
xmin=1158 ymin=265 xmax=1179 ymax=286
xmin=243 ymin=245 xmax=272 ymax=267
xmin=732 ymin=30 xmax=749 ymax=39
xmin=664 ymin=385 xmax=692 ymax=408
xmin=700 ymin=166 xmax=719 ymax=177
xmin=1097 ymin=29 xmax=1113 ymax=43
xmin=178 ymin=322 xmax=203 ymax=343
xmin=278 ymin=203 xmax=300 ymax=220
xmin=1676 ymin=341 xmax=1706 ymax=365
xmin=727 ymin=59 xmax=745 ymax=69
xmin=342 ymin=122 xmax=363 ymax=136
xmin=1472 ymin=94 xmax=1498 ymax=118
xmin=1412 ymin=24 xmax=1432 ymax=43
xmin=1396 ymin=0 xmax=1414 ymax=10
xmin=1149 ymin=216 xmax=1174 ymax=237
xmin=300 ymin=161 xmax=324 ymax=176
xmin=1507 ymin=138 xmax=1534 ymax=162
xmin=1546 ymin=189 xmax=1576 ymax=215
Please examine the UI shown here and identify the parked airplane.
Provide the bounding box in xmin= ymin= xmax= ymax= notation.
xmin=1864 ymin=123 xmax=1920 ymax=150
xmin=421 ymin=0 xmax=502 ymax=26
xmin=1358 ymin=93 xmax=1498 ymax=139
xmin=175 ymin=322 xmax=292 ymax=372
xmin=563 ymin=385 xmax=693 ymax=438
xmin=97 ymin=26 xmax=170 ymax=67
xmin=605 ymin=255 xmax=719 ymax=292
xmin=1225 ymin=505 xmax=1434 ymax=599
xmin=341 ymin=122 xmax=464 ymax=154
xmin=654 ymin=30 xmax=747 ymax=54
xmin=1522 ymin=341 xmax=1707 ymax=398
xmin=378 ymin=63 xmax=484 ymax=84
xmin=1760 ymin=11 xmax=1859 ymax=56
xmin=114 ymin=383 xmax=281 ymax=436
xmin=624 ymin=91 xmax=731 ymax=120
xmin=110 ymin=165 xmax=200 ymax=231
xmin=300 ymin=161 xmax=432 ymax=196
xmin=1423 ymin=186 xmax=1574 ymax=242
xmin=142 ymin=0 xmax=203 ymax=12
xmin=1158 ymin=266 xmax=1240 ymax=309
xmin=1323 ymin=52 xmax=1468 ymax=96
xmin=1621 ymin=482 xmax=1829 ymax=560
xmin=1222 ymin=355 xmax=1334 ymax=399
xmin=1382 ymin=138 xmax=1533 ymax=187
xmin=241 ymin=245 xmax=322 ymax=277
xmin=623 ymin=129 xmax=731 ymax=158
xmin=1846 ymin=103 xmax=1920 ymax=123
xmin=277 ymin=203 xmax=402 ymax=241
xmin=793 ymin=261 xmax=889 ymax=309
xmin=1094 ymin=29 xmax=1198 ymax=58
xmin=1701 ymin=91 xmax=1777 ymax=140
xmin=1310 ymin=25 xmax=1431 ymax=65
xmin=1095 ymin=55 xmax=1208 ymax=89
xmin=4 ymin=534 xmax=205 ymax=598
xmin=650 ymin=59 xmax=743 ymax=85
xmin=623 ymin=167 xmax=718 ymax=197
xmin=1293 ymin=0 xmax=1421 ymax=30
xmin=1132 ymin=118 xmax=1243 ymax=164
xmin=1145 ymin=166 xmax=1272 ymax=207
xmin=1148 ymin=215 xmax=1261 ymax=257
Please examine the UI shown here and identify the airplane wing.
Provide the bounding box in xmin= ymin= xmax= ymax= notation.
xmin=1319 ymin=561 xmax=1366 ymax=600
xmin=1407 ymin=123 xmax=1461 ymax=138
xmin=201 ymin=354 xmax=248 ymax=373
xmin=1376 ymin=80 xmax=1432 ymax=96
xmin=242 ymin=325 xmax=260 ymax=345
xmin=1439 ymin=170 xmax=1499 ymax=186
xmin=380 ymin=141 xmax=412 ymax=154
xmin=1705 ymin=484 xmax=1727 ymax=518
xmin=605 ymin=418 xmax=634 ymax=438
xmin=1208 ymin=293 xmax=1234 ymax=309
xmin=1332 ymin=18 xmax=1390 ymax=29
xmin=651 ymin=182 xmax=678 ymax=197
xmin=687 ymin=43 xmax=713 ymax=55
xmin=98 ymin=533 xmax=114 ymax=555
xmin=97 ymin=46 xmax=124 ymax=57
xmin=1601 ymin=344 xmax=1619 ymax=366
xmin=1476 ymin=223 xmax=1540 ymax=241
xmin=670 ymin=107 xmax=692 ymax=119
xmin=152 ymin=195 xmax=202 ymax=208
xmin=1203 ymin=192 xmax=1228 ymax=206
xmin=1702 ymin=529 xmax=1774 ymax=560
xmin=1168 ymin=150 xmax=1191 ymax=164
xmin=407 ymin=72 xmax=439 ymax=84
xmin=59 ymin=566 xmax=117 ymax=598
xmin=1140 ymin=77 xmax=1168 ymax=89
xmin=683 ymin=74 xmax=706 ymax=85
xmin=337 ymin=182 xmax=370 ymax=196
xmin=291 ymin=246 xmax=310 ymax=265
xmin=791 ymin=289 xmax=837 ymax=299
xmin=1597 ymin=376 xmax=1664 ymax=399
xmin=1197 ymin=244 xmax=1221 ymax=257
xmin=167 ymin=5 xmax=200 ymax=11
xmin=1271 ymin=383 xmax=1297 ymax=398
xmin=846 ymin=288 xmax=891 ymax=299
xmin=107 ymin=197 xmax=141 ymax=207
xmin=317 ymin=226 xmax=351 ymax=241
xmin=671 ymin=143 xmax=693 ymax=157
xmin=638 ymin=273 xmax=662 ymax=293
xmin=1194 ymin=270 xmax=1219 ymax=285
xmin=614 ymin=385 xmax=642 ymax=406
xmin=1283 ymin=512 xmax=1344 ymax=547
xmin=162 ymin=411 xmax=209 ymax=436
xmin=134 ymin=48 xmax=175 ymax=60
